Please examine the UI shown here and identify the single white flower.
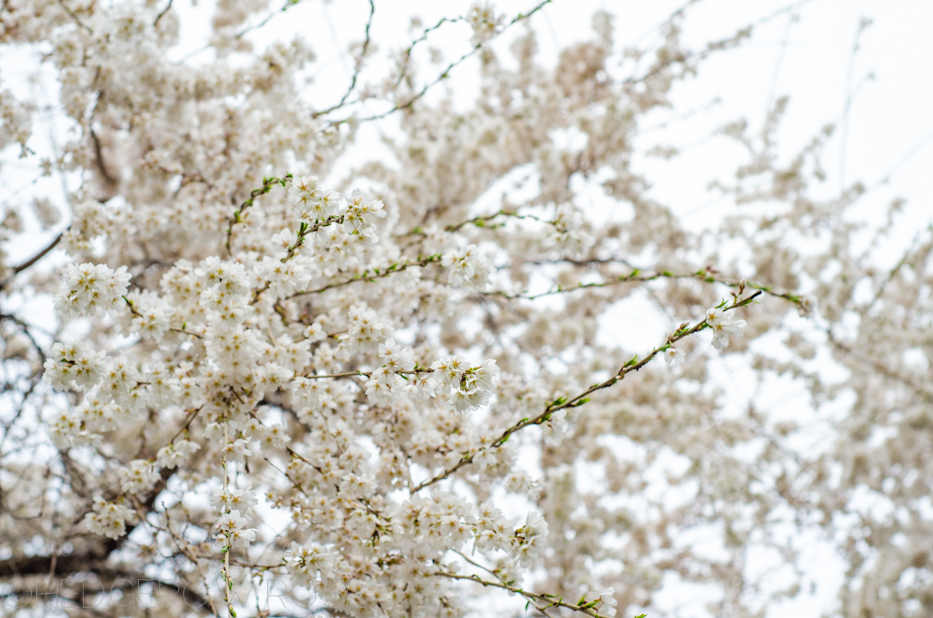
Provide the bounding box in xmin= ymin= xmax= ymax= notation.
xmin=706 ymin=306 xmax=747 ymax=350
xmin=663 ymin=346 xmax=686 ymax=365
xmin=599 ymin=587 xmax=618 ymax=616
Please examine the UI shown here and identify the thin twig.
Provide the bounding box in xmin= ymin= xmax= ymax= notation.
xmin=312 ymin=0 xmax=376 ymax=118
xmin=479 ymin=267 xmax=804 ymax=305
xmin=285 ymin=254 xmax=442 ymax=300
xmin=326 ymin=0 xmax=555 ymax=127
xmin=434 ymin=570 xmax=620 ymax=618
xmin=154 ymin=0 xmax=174 ymax=27
xmin=56 ymin=0 xmax=92 ymax=33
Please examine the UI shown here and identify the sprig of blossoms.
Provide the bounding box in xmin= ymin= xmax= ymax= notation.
xmin=365 ymin=367 xmax=404 ymax=406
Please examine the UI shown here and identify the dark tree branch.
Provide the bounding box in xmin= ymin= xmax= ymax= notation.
xmin=0 ymin=231 xmax=64 ymax=289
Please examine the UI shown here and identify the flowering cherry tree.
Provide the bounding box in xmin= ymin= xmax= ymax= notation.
xmin=0 ymin=1 xmax=930 ymax=617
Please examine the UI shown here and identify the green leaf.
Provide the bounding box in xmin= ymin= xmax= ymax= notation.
xmin=624 ymin=355 xmax=638 ymax=367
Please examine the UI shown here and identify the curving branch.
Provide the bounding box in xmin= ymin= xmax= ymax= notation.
xmin=412 ymin=290 xmax=764 ymax=492
xmin=480 ymin=266 xmax=806 ymax=305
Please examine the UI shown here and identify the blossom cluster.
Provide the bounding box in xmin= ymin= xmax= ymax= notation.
xmin=53 ymin=263 xmax=131 ymax=318
xmin=442 ymin=244 xmax=494 ymax=291
xmin=84 ymin=497 xmax=136 ymax=540
xmin=467 ymin=2 xmax=505 ymax=46
xmin=282 ymin=499 xmax=549 ymax=616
